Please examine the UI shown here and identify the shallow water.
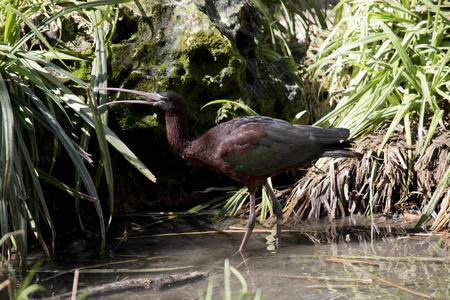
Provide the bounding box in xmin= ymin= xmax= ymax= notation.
xmin=30 ymin=213 xmax=449 ymax=299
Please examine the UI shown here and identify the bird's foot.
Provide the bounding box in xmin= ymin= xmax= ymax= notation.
xmin=235 ymin=234 xmax=250 ymax=255
xmin=275 ymin=237 xmax=281 ymax=249
xmin=235 ymin=245 xmax=244 ymax=255
xmin=275 ymin=219 xmax=282 ymax=249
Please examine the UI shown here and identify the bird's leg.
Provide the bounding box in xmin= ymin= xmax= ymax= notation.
xmin=264 ymin=182 xmax=282 ymax=248
xmin=236 ymin=193 xmax=256 ymax=254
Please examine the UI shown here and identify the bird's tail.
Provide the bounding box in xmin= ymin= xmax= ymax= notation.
xmin=316 ymin=140 xmax=359 ymax=158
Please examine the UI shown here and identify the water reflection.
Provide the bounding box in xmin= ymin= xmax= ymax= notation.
xmin=29 ymin=213 xmax=449 ymax=299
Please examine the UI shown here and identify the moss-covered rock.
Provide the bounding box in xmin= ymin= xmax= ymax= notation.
xmin=106 ymin=0 xmax=307 ymax=210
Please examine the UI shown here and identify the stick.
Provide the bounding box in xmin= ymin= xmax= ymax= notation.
xmin=259 ymin=273 xmax=372 ymax=283
xmin=71 ymin=269 xmax=79 ymax=300
xmin=56 ymin=271 xmax=207 ymax=299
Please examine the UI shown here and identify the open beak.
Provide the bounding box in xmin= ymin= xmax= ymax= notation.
xmin=96 ymin=87 xmax=167 ymax=108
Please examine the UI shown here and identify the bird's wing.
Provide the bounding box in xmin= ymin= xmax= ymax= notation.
xmin=219 ymin=116 xmax=349 ymax=176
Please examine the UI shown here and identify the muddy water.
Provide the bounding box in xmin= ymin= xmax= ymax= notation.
xmin=31 ymin=213 xmax=450 ymax=299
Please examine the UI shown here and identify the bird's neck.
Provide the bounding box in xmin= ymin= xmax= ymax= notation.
xmin=164 ymin=109 xmax=192 ymax=153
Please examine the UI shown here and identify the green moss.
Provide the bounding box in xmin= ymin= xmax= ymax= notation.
xmin=108 ymin=44 xmax=132 ymax=83
xmin=178 ymin=25 xmax=245 ymax=83
xmin=109 ymin=41 xmax=168 ymax=91
xmin=165 ymin=21 xmax=247 ymax=107
xmin=112 ymin=103 xmax=161 ymax=132
xmin=72 ymin=60 xmax=91 ymax=81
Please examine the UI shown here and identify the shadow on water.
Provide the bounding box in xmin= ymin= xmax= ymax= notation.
xmin=29 ymin=213 xmax=450 ymax=299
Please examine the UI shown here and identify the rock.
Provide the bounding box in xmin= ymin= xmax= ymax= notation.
xmin=107 ymin=0 xmax=307 ymax=209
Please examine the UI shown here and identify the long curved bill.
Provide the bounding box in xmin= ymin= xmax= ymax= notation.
xmin=96 ymin=87 xmax=167 ymax=108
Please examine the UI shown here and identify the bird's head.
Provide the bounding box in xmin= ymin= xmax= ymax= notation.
xmin=96 ymin=88 xmax=186 ymax=112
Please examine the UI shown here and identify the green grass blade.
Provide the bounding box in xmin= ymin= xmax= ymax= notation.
xmin=37 ymin=169 xmax=100 ymax=203
xmin=0 ymin=230 xmax=24 ymax=247
xmin=202 ymin=99 xmax=259 ymax=116
xmin=416 ymin=162 xmax=450 ymax=228
xmin=9 ymin=154 xmax=28 ymax=273
xmin=89 ymin=92 xmax=114 ymax=216
xmin=15 ymin=126 xmax=54 ymax=259
xmin=431 ymin=48 xmax=450 ymax=89
xmin=0 ymin=73 xmax=15 ymax=259
xmin=90 ymin=7 xmax=115 ymax=227
xmin=0 ymin=73 xmax=14 ymax=200
xmin=213 ymin=186 xmax=248 ymax=220
xmin=16 ymin=261 xmax=45 ymax=298
xmin=378 ymin=22 xmax=418 ymax=82
xmin=224 ymin=259 xmax=231 ymax=300
xmin=261 ymin=178 xmax=274 ymax=223
xmin=229 ymin=265 xmax=248 ymax=295
xmin=418 ymin=110 xmax=444 ymax=159
xmin=377 ymin=102 xmax=411 ymax=156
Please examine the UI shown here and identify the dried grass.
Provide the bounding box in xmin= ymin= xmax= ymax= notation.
xmin=283 ymin=130 xmax=450 ymax=228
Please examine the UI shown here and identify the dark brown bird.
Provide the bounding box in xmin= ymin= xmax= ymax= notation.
xmin=98 ymin=88 xmax=354 ymax=253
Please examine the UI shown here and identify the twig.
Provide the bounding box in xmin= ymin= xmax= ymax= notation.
xmin=40 ymin=256 xmax=173 ymax=281
xmin=306 ymin=284 xmax=368 ymax=288
xmin=332 ymin=254 xmax=447 ymax=263
xmin=123 ymin=230 xmax=221 ymax=238
xmin=55 ymin=271 xmax=207 ymax=299
xmin=0 ymin=279 xmax=11 ymax=293
xmin=227 ymin=226 xmax=306 ymax=233
xmin=70 ymin=269 xmax=79 ymax=300
xmin=0 ymin=279 xmax=13 ymax=300
xmin=325 ymin=257 xmax=380 ymax=265
xmin=258 ymin=273 xmax=372 ymax=283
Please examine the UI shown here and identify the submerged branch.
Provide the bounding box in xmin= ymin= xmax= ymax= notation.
xmin=56 ymin=270 xmax=207 ymax=299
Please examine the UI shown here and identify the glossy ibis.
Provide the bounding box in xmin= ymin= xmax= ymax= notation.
xmin=97 ymin=87 xmax=354 ymax=253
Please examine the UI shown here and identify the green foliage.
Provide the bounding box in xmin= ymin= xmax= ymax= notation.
xmin=0 ymin=0 xmax=155 ymax=272
xmin=308 ymin=0 xmax=450 ymax=222
xmin=202 ymin=99 xmax=259 ymax=122
xmin=310 ymin=0 xmax=448 ymax=141
xmin=213 ymin=186 xmax=250 ymax=221
xmin=1 ymin=232 xmax=45 ymax=299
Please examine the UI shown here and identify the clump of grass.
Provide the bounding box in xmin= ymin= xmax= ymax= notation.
xmin=295 ymin=0 xmax=450 ymax=224
xmin=0 ymin=0 xmax=154 ymax=271
xmin=0 ymin=232 xmax=45 ymax=299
